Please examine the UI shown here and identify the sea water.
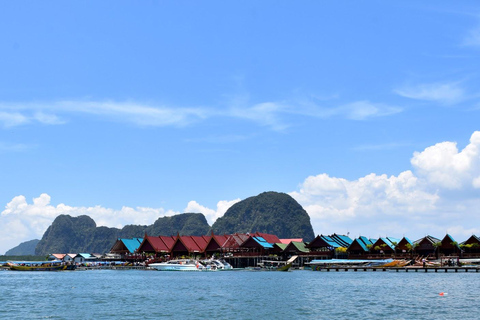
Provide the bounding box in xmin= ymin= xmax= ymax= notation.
xmin=0 ymin=269 xmax=477 ymax=319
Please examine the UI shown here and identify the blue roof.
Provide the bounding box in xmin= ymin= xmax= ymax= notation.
xmin=121 ymin=238 xmax=143 ymax=253
xmin=351 ymin=236 xmax=373 ymax=252
xmin=374 ymin=237 xmax=401 ymax=250
xmin=320 ymin=235 xmax=341 ymax=248
xmin=253 ymin=236 xmax=274 ymax=249
xmin=332 ymin=234 xmax=353 ymax=247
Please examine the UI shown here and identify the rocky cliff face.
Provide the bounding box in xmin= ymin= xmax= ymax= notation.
xmin=35 ymin=213 xmax=211 ymax=255
xmin=212 ymin=191 xmax=315 ymax=241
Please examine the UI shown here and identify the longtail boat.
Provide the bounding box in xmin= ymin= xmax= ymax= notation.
xmin=7 ymin=260 xmax=67 ymax=271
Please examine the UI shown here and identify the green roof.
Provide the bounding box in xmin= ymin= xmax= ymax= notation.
xmin=290 ymin=241 xmax=310 ymax=253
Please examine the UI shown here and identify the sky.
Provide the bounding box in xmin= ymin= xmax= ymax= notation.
xmin=1 ymin=1 xmax=480 ymax=254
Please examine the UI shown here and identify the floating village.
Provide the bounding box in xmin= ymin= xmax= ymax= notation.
xmin=4 ymin=231 xmax=480 ymax=272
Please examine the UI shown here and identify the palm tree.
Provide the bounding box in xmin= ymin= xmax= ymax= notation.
xmin=432 ymin=242 xmax=442 ymax=259
xmin=450 ymin=241 xmax=459 ymax=256
xmin=405 ymin=243 xmax=418 ymax=259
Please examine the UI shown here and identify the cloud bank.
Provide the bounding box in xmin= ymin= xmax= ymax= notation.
xmin=290 ymin=131 xmax=480 ymax=240
xmin=0 ymin=193 xmax=239 ymax=254
xmin=1 ymin=132 xmax=480 ymax=254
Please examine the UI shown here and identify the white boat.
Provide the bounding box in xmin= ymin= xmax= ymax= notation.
xmin=149 ymin=259 xmax=204 ymax=271
xmin=202 ymin=259 xmax=233 ymax=271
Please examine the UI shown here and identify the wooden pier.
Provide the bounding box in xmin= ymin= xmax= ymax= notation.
xmin=312 ymin=266 xmax=480 ymax=272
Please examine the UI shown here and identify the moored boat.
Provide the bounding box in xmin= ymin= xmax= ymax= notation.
xmin=255 ymin=260 xmax=292 ymax=271
xmin=149 ymin=259 xmax=204 ymax=271
xmin=8 ymin=260 xmax=67 ymax=271
xmin=201 ymin=259 xmax=234 ymax=271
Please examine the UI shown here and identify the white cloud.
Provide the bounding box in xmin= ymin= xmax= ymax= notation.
xmin=291 ymin=131 xmax=480 ymax=242
xmin=394 ymin=82 xmax=465 ymax=105
xmin=0 ymin=193 xmax=240 ymax=255
xmin=0 ymin=194 xmax=179 ymax=254
xmin=411 ymin=131 xmax=480 ymax=189
xmin=0 ymin=111 xmax=29 ymax=128
xmin=0 ymin=96 xmax=402 ymax=132
xmin=0 ymin=100 xmax=210 ymax=128
xmin=185 ymin=198 xmax=240 ymax=225
xmin=338 ymin=101 xmax=403 ymax=120
xmin=229 ymin=102 xmax=289 ymax=131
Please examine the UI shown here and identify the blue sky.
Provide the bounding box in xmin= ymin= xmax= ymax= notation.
xmin=1 ymin=1 xmax=480 ymax=253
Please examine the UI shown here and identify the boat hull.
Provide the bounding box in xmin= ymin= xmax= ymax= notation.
xmin=149 ymin=260 xmax=203 ymax=271
xmin=150 ymin=264 xmax=201 ymax=271
xmin=9 ymin=265 xmax=67 ymax=271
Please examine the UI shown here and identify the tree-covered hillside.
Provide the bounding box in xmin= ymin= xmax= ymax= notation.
xmin=212 ymin=191 xmax=315 ymax=241
xmin=5 ymin=239 xmax=40 ymax=256
xmin=34 ymin=213 xmax=210 ymax=255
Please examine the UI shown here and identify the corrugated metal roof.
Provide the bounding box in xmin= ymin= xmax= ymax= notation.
xmin=143 ymin=236 xmax=171 ymax=252
xmin=253 ymin=232 xmax=281 ymax=244
xmin=121 ymin=238 xmax=143 ymax=253
xmin=289 ymin=241 xmax=309 ymax=253
xmin=372 ymin=237 xmax=400 ymax=250
xmin=177 ymin=236 xmax=202 ymax=252
xmin=413 ymin=235 xmax=441 ymax=245
xmin=349 ymin=236 xmax=372 ymax=252
xmin=223 ymin=233 xmax=250 ymax=249
xmin=320 ymin=235 xmax=341 ymax=248
xmin=331 ymin=234 xmax=353 ymax=247
xmin=252 ymin=236 xmax=274 ymax=249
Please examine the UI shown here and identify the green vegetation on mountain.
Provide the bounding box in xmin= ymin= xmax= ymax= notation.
xmin=29 ymin=191 xmax=315 ymax=255
xmin=5 ymin=239 xmax=40 ymax=256
xmin=34 ymin=213 xmax=211 ymax=255
xmin=212 ymin=191 xmax=315 ymax=241
xmin=146 ymin=213 xmax=210 ymax=236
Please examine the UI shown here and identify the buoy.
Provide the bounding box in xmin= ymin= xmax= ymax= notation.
xmin=439 ymin=292 xmax=447 ymax=296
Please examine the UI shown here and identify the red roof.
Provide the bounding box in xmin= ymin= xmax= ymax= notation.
xmin=223 ymin=233 xmax=250 ymax=249
xmin=159 ymin=236 xmax=176 ymax=251
xmin=171 ymin=236 xmax=203 ymax=253
xmin=148 ymin=236 xmax=169 ymax=252
xmin=204 ymin=234 xmax=229 ymax=251
xmin=139 ymin=236 xmax=175 ymax=253
xmin=253 ymin=232 xmax=281 ymax=244
xmin=191 ymin=235 xmax=210 ymax=251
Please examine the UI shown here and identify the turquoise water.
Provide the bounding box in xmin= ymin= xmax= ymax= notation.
xmin=0 ymin=269 xmax=478 ymax=319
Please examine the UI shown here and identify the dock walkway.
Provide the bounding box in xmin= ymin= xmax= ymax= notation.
xmin=312 ymin=266 xmax=480 ymax=272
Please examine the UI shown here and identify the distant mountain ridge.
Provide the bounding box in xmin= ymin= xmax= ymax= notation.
xmin=5 ymin=239 xmax=40 ymax=256
xmin=212 ymin=191 xmax=315 ymax=241
xmin=35 ymin=213 xmax=211 ymax=255
xmin=12 ymin=191 xmax=315 ymax=255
